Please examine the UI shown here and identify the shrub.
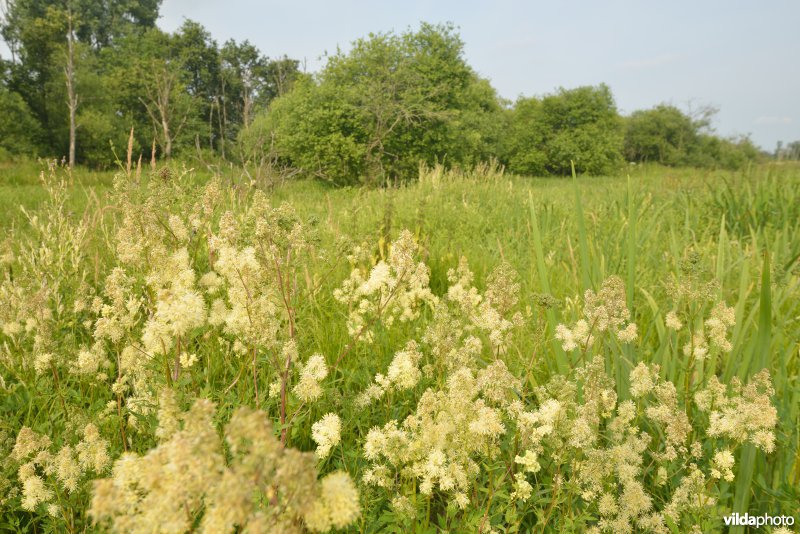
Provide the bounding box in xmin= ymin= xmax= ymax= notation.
xmin=243 ymin=24 xmax=502 ymax=186
xmin=0 ymin=86 xmax=44 ymax=157
xmin=504 ymin=84 xmax=624 ymax=176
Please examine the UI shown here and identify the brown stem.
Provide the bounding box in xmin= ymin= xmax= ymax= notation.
xmin=172 ymin=336 xmax=182 ymax=382
xmin=279 ymin=346 xmax=293 ymax=445
xmin=574 ymin=316 xmax=600 ymax=368
xmin=330 ymin=269 xmax=408 ymax=377
xmin=224 ymin=361 xmax=246 ymax=394
xmin=49 ymin=362 xmax=68 ymax=419
xmin=252 ymin=345 xmax=260 ymax=409
xmin=538 ymin=464 xmax=562 ymax=534
xmin=116 ymin=394 xmax=128 ymax=452
xmin=115 ymin=349 xmax=128 ymax=452
xmin=160 ymin=339 xmax=173 ymax=387
xmin=258 ymin=239 xmax=299 ymax=445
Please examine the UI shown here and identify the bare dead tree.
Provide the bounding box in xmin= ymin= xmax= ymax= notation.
xmin=241 ymin=64 xmax=255 ymax=128
xmin=140 ymin=62 xmax=189 ymax=160
xmin=215 ymin=95 xmax=226 ymax=159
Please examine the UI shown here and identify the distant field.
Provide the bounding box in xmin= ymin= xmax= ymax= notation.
xmin=1 ymin=160 xmax=798 ymax=532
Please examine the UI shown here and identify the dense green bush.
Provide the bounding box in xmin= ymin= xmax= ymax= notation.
xmin=244 ymin=75 xmax=367 ymax=184
xmin=623 ymin=104 xmax=760 ymax=169
xmin=623 ymin=104 xmax=698 ymax=166
xmin=693 ymin=134 xmax=761 ymax=169
xmin=74 ymin=109 xmax=133 ymax=168
xmin=502 ymin=85 xmax=624 ymax=176
xmin=243 ymin=23 xmax=503 ymax=186
xmin=0 ymin=85 xmax=43 ymax=157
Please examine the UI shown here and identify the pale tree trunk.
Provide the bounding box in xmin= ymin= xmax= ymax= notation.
xmin=242 ymin=75 xmax=252 ymax=129
xmin=141 ymin=64 xmax=187 ymax=161
xmin=217 ymin=95 xmax=226 ymax=159
xmin=65 ymin=9 xmax=78 ymax=168
xmin=219 ymin=69 xmax=229 ymax=155
xmin=208 ymin=100 xmax=214 ymax=150
xmin=161 ymin=114 xmax=171 ymax=160
xmin=275 ymin=61 xmax=289 ymax=97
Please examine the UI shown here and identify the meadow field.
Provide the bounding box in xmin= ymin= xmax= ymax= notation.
xmin=0 ymin=160 xmax=798 ymax=533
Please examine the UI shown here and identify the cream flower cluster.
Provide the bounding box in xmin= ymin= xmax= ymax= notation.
xmin=93 ymin=267 xmax=141 ymax=345
xmin=354 ymin=348 xmax=780 ymax=533
xmin=312 ymin=413 xmax=342 ymax=459
xmin=422 ymin=305 xmax=477 ymax=371
xmin=334 ymin=230 xmax=438 ymax=344
xmin=556 ymin=276 xmax=637 ymax=352
xmin=705 ymin=302 xmax=736 ymax=352
xmin=357 ymin=340 xmax=424 ymax=406
xmin=293 ymin=353 xmax=329 ymax=403
xmin=12 ymin=424 xmax=110 ymax=512
xmin=363 ymin=363 xmax=519 ymax=509
xmin=304 ymin=471 xmax=362 ymax=532
xmin=140 ymin=248 xmax=207 ymax=356
xmin=444 ymin=258 xmax=524 ymax=355
xmin=207 ymin=240 xmax=280 ymax=350
xmin=90 ymin=400 xmax=359 ymax=533
xmin=667 ymin=295 xmax=735 ymax=363
xmin=699 ymin=369 xmax=778 ymax=452
xmin=514 ymin=357 xmax=773 ymax=532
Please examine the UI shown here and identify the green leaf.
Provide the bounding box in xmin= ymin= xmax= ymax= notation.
xmin=730 ymin=250 xmax=771 ymax=534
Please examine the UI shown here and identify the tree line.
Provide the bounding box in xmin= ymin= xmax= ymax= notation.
xmin=0 ymin=4 xmax=773 ymax=183
xmin=1 ymin=0 xmax=299 ymax=166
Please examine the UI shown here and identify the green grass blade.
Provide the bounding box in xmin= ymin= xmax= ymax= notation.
xmin=572 ymin=161 xmax=592 ymax=291
xmin=716 ymin=214 xmax=727 ymax=296
xmin=529 ymin=191 xmax=568 ymax=374
xmin=617 ymin=175 xmax=637 ymax=398
xmin=626 ymin=174 xmax=636 ymax=312
xmin=730 ymin=250 xmax=772 ymax=533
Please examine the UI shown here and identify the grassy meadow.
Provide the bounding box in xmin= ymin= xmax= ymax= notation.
xmin=0 ymin=160 xmax=798 ymax=533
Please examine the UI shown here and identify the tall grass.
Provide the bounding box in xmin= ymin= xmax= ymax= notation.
xmin=1 ymin=160 xmax=798 ymax=531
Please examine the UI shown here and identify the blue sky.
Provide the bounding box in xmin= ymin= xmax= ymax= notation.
xmin=158 ymin=1 xmax=798 ymax=150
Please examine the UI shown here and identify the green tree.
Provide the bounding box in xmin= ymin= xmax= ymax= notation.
xmin=503 ymin=84 xmax=623 ymax=175
xmin=693 ymin=134 xmax=760 ymax=169
xmin=261 ymin=56 xmax=300 ymax=103
xmin=219 ymin=41 xmax=299 ymax=158
xmin=784 ymin=141 xmax=800 ymax=160
xmin=247 ymin=23 xmax=501 ymax=186
xmin=247 ymin=74 xmax=365 ymax=182
xmin=624 ymin=104 xmax=759 ymax=169
xmin=623 ymin=104 xmax=699 ymax=165
xmin=0 ymin=78 xmax=43 ymax=156
xmin=1 ymin=0 xmax=161 ymax=160
xmin=69 ymin=0 xmax=160 ymax=48
xmin=103 ymin=26 xmax=207 ymax=161
xmin=173 ymin=20 xmax=219 ymax=152
xmin=501 ymin=97 xmax=546 ymax=175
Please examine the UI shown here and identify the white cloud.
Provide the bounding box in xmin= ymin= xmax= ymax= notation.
xmin=753 ymin=116 xmax=793 ymax=125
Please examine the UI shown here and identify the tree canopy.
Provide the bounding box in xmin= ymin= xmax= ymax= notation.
xmin=0 ymin=1 xmax=298 ymax=165
xmin=244 ymin=23 xmax=502 ymax=186
xmin=502 ymin=84 xmax=623 ymax=176
xmin=0 ymin=8 xmax=764 ymax=176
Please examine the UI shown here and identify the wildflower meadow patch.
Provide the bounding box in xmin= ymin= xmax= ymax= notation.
xmin=0 ymin=161 xmax=798 ymax=533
